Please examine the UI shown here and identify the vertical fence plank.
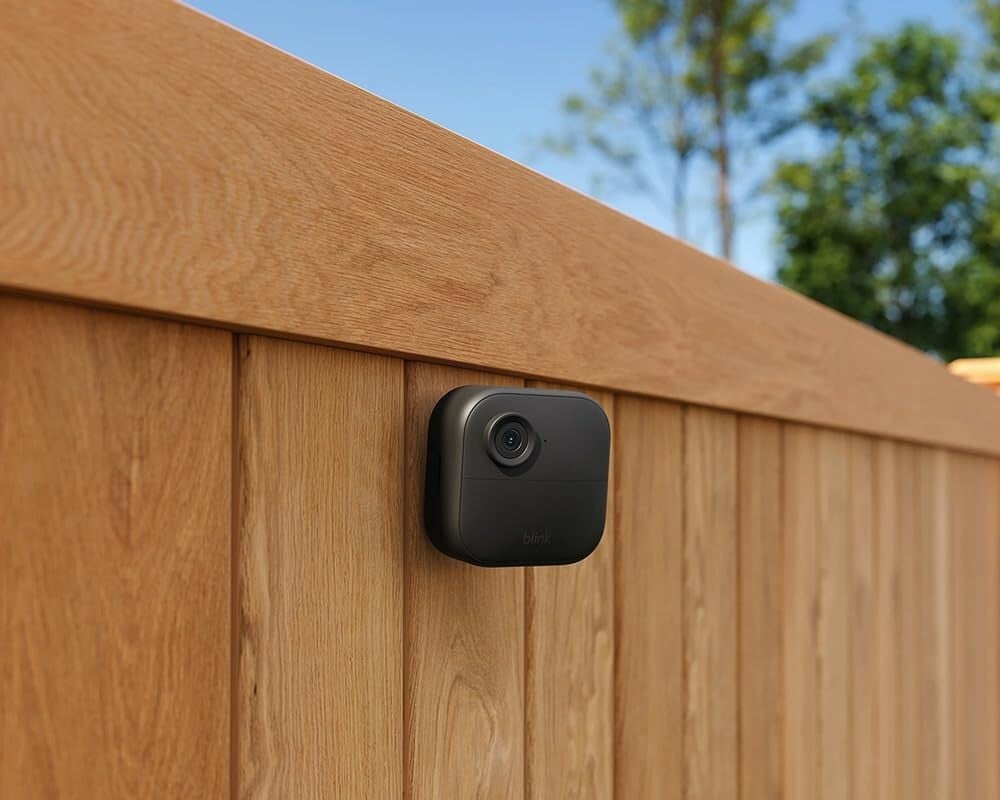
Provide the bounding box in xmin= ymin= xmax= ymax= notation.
xmin=926 ymin=448 xmax=952 ymax=800
xmin=783 ymin=424 xmax=819 ymax=798
xmin=950 ymin=453 xmax=1000 ymax=799
xmin=236 ymin=338 xmax=403 ymax=798
xmin=738 ymin=416 xmax=784 ymax=800
xmin=895 ymin=443 xmax=920 ymax=800
xmin=0 ymin=297 xmax=230 ymax=798
xmin=817 ymin=430 xmax=851 ymax=800
xmin=897 ymin=445 xmax=951 ymax=800
xmin=525 ymin=385 xmax=614 ymax=800
xmin=848 ymin=435 xmax=875 ymax=800
xmin=874 ymin=439 xmax=900 ymax=800
xmin=683 ymin=406 xmax=738 ymax=799
xmin=614 ymin=396 xmax=684 ymax=800
xmin=403 ymin=364 xmax=524 ymax=800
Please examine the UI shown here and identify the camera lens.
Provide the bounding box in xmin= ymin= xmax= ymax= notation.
xmin=496 ymin=422 xmax=526 ymax=455
xmin=486 ymin=414 xmax=535 ymax=467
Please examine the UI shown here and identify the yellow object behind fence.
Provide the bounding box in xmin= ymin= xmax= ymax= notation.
xmin=950 ymin=358 xmax=1000 ymax=396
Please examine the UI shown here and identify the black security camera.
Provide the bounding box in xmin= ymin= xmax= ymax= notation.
xmin=424 ymin=386 xmax=611 ymax=566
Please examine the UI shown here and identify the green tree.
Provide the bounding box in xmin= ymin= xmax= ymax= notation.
xmin=945 ymin=1 xmax=1000 ymax=356
xmin=542 ymin=0 xmax=831 ymax=260
xmin=773 ymin=23 xmax=999 ymax=359
xmin=977 ymin=0 xmax=1000 ymax=71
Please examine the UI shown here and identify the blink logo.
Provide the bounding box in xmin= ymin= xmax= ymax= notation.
xmin=522 ymin=530 xmax=552 ymax=546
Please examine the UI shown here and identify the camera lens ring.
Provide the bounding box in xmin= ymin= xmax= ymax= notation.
xmin=485 ymin=413 xmax=536 ymax=467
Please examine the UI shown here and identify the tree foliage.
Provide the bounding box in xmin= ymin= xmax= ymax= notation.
xmin=542 ymin=0 xmax=831 ymax=259
xmin=550 ymin=1 xmax=1000 ymax=359
xmin=773 ymin=22 xmax=1000 ymax=359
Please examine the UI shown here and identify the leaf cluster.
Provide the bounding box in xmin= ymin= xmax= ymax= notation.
xmin=773 ymin=22 xmax=1000 ymax=358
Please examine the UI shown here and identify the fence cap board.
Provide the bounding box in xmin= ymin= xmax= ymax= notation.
xmin=3 ymin=0 xmax=1000 ymax=456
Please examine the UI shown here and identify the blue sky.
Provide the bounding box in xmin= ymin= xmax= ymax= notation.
xmin=190 ymin=0 xmax=976 ymax=279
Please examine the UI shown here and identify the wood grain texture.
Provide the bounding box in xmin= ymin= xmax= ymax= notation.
xmin=896 ymin=445 xmax=951 ymax=800
xmin=613 ymin=396 xmax=684 ymax=800
xmin=737 ymin=416 xmax=784 ymax=800
xmin=236 ymin=338 xmax=403 ymax=798
xmin=925 ymin=448 xmax=952 ymax=800
xmin=781 ymin=429 xmax=878 ymax=800
xmin=403 ymin=363 xmax=524 ymax=800
xmin=848 ymin=435 xmax=875 ymax=800
xmin=874 ymin=439 xmax=901 ymax=800
xmin=0 ymin=295 xmax=230 ymax=798
xmin=783 ymin=424 xmax=820 ymax=799
xmin=5 ymin=0 xmax=1000 ymax=455
xmin=525 ymin=386 xmax=614 ymax=800
xmin=682 ymin=407 xmax=738 ymax=799
xmin=816 ymin=430 xmax=851 ymax=800
xmin=949 ymin=453 xmax=1000 ymax=800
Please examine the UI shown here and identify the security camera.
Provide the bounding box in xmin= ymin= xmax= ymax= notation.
xmin=424 ymin=386 xmax=610 ymax=566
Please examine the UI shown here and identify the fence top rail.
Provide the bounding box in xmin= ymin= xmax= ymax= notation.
xmin=4 ymin=0 xmax=1000 ymax=455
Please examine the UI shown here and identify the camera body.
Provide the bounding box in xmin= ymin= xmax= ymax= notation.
xmin=424 ymin=386 xmax=611 ymax=566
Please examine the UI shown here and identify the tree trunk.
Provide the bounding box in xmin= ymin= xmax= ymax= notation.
xmin=714 ymin=108 xmax=733 ymax=260
xmin=710 ymin=2 xmax=734 ymax=261
xmin=674 ymin=151 xmax=690 ymax=241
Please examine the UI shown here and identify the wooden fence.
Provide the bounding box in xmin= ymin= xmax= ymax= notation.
xmin=3 ymin=2 xmax=1000 ymax=798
